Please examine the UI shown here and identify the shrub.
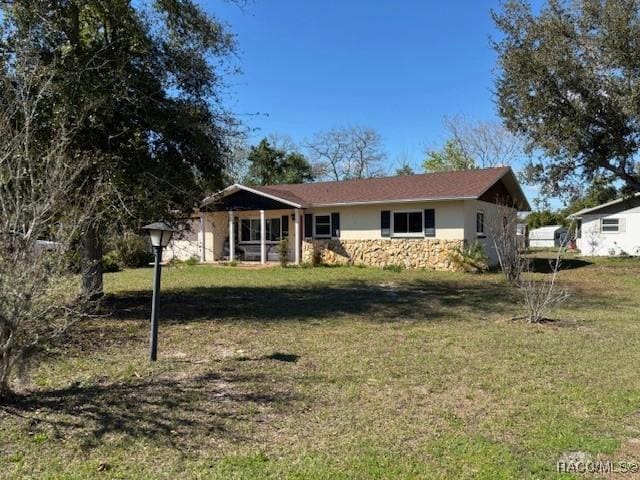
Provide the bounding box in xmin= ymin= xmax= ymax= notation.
xmin=382 ymin=264 xmax=405 ymax=272
xmin=449 ymin=241 xmax=489 ymax=273
xmin=167 ymin=257 xmax=183 ymax=267
xmin=185 ymin=256 xmax=200 ymax=266
xmin=278 ymin=239 xmax=289 ymax=267
xmin=107 ymin=233 xmax=154 ymax=269
xmin=101 ymin=251 xmax=121 ymax=273
xmin=311 ymin=246 xmax=322 ymax=267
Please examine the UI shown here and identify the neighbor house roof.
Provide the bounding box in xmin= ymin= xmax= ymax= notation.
xmin=568 ymin=192 xmax=640 ymax=218
xmin=203 ymin=167 xmax=531 ymax=210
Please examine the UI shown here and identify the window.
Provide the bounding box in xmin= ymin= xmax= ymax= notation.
xmin=266 ymin=218 xmax=281 ymax=241
xmin=476 ymin=211 xmax=485 ymax=236
xmin=240 ymin=217 xmax=281 ymax=242
xmin=314 ymin=215 xmax=331 ymax=238
xmin=601 ymin=218 xmax=619 ymax=233
xmin=392 ymin=211 xmax=423 ymax=236
xmin=241 ymin=219 xmax=260 ymax=242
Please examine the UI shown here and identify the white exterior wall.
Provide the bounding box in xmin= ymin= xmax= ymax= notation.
xmin=307 ymin=200 xmax=466 ymax=240
xmin=464 ymin=200 xmax=515 ymax=266
xmin=578 ymin=209 xmax=640 ymax=256
xmin=164 ymin=199 xmax=520 ymax=266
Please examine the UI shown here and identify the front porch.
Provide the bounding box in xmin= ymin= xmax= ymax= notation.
xmin=201 ymin=184 xmax=304 ymax=265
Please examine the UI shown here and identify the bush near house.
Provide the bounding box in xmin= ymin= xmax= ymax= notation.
xmin=103 ymin=234 xmax=154 ymax=270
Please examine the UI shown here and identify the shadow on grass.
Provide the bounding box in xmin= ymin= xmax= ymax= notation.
xmin=527 ymin=257 xmax=593 ymax=273
xmin=0 ymin=370 xmax=296 ymax=450
xmin=103 ymin=278 xmax=518 ymax=324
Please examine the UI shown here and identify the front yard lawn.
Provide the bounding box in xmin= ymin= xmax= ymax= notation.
xmin=2 ymin=258 xmax=640 ymax=479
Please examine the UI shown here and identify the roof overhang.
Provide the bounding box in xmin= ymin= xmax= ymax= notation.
xmin=308 ymin=196 xmax=478 ymax=207
xmin=202 ymin=184 xmax=303 ymax=209
xmin=568 ymin=192 xmax=640 ymax=218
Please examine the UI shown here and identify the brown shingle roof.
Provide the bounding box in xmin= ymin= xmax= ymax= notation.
xmin=252 ymin=167 xmax=516 ymax=206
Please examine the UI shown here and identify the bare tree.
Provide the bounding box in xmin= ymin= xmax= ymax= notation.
xmin=516 ymin=249 xmax=571 ymax=323
xmin=488 ymin=203 xmax=522 ymax=283
xmin=444 ymin=115 xmax=524 ymax=168
xmin=223 ymin=136 xmax=251 ymax=184
xmin=488 ymin=202 xmax=571 ymax=323
xmin=306 ymin=126 xmax=387 ymax=180
xmin=0 ymin=55 xmax=99 ymax=396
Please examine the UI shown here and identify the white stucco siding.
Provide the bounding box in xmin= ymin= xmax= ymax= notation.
xmin=469 ymin=200 xmax=510 ymax=266
xmin=578 ymin=210 xmax=640 ymax=256
xmin=307 ymin=200 xmax=467 ymax=241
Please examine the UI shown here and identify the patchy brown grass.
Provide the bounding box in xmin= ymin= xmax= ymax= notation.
xmin=1 ymin=257 xmax=640 ymax=479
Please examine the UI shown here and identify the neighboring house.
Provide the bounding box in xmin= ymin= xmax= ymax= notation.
xmin=167 ymin=167 xmax=530 ymax=271
xmin=529 ymin=225 xmax=569 ymax=248
xmin=569 ymin=193 xmax=640 ymax=256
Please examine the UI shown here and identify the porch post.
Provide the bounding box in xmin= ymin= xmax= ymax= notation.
xmin=228 ymin=210 xmax=235 ymax=262
xmin=294 ymin=208 xmax=301 ymax=265
xmin=200 ymin=212 xmax=206 ymax=262
xmin=260 ymin=209 xmax=266 ymax=264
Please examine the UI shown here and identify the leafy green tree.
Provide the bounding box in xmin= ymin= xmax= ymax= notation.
xmin=247 ymin=138 xmax=314 ymax=185
xmin=526 ymin=210 xmax=566 ymax=230
xmin=0 ymin=0 xmax=238 ymax=296
xmin=493 ymin=0 xmax=640 ymax=198
xmin=423 ymin=139 xmax=476 ymax=173
xmin=281 ymin=152 xmax=314 ymax=184
xmin=247 ymin=139 xmax=284 ymax=185
xmin=563 ymin=176 xmax=619 ymax=215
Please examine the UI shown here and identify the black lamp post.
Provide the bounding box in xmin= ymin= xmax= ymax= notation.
xmin=142 ymin=222 xmax=175 ymax=361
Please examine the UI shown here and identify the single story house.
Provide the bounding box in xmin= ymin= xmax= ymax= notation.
xmin=167 ymin=166 xmax=530 ymax=271
xmin=528 ymin=225 xmax=569 ymax=248
xmin=569 ymin=193 xmax=640 ymax=256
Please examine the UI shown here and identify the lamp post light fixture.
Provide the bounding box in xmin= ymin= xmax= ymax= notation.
xmin=142 ymin=221 xmax=175 ymax=361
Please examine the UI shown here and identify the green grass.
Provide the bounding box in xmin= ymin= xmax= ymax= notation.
xmin=2 ymin=258 xmax=640 ymax=479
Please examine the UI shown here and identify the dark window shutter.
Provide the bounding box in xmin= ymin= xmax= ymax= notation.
xmin=281 ymin=215 xmax=289 ymax=238
xmin=331 ymin=212 xmax=340 ymax=238
xmin=304 ymin=213 xmax=313 ymax=238
xmin=381 ymin=210 xmax=391 ymax=237
xmin=424 ymin=209 xmax=435 ymax=237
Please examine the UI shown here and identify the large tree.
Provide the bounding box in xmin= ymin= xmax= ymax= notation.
xmin=246 ymin=138 xmax=314 ymax=185
xmin=493 ymin=0 xmax=640 ymax=198
xmin=0 ymin=0 xmax=238 ymax=297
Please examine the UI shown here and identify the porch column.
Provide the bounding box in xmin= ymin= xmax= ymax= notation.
xmin=228 ymin=210 xmax=235 ymax=262
xmin=200 ymin=212 xmax=206 ymax=262
xmin=294 ymin=208 xmax=301 ymax=265
xmin=260 ymin=209 xmax=266 ymax=264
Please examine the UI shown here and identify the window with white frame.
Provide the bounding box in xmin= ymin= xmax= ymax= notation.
xmin=476 ymin=210 xmax=485 ymax=236
xmin=240 ymin=217 xmax=281 ymax=242
xmin=601 ymin=218 xmax=619 ymax=233
xmin=314 ymin=215 xmax=331 ymax=238
xmin=392 ymin=211 xmax=422 ymax=236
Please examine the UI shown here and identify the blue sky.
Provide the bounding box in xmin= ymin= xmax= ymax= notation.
xmin=207 ymin=0 xmax=551 ymax=207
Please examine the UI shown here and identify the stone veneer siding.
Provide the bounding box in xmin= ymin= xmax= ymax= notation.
xmin=302 ymin=238 xmax=465 ymax=271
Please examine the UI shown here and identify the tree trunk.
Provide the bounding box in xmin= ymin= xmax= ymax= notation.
xmin=81 ymin=223 xmax=103 ymax=299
